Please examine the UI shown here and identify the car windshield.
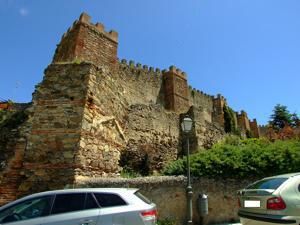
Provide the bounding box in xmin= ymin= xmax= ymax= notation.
xmin=246 ymin=178 xmax=288 ymax=190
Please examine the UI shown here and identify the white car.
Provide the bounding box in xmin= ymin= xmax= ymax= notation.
xmin=0 ymin=188 xmax=157 ymax=225
xmin=238 ymin=173 xmax=300 ymax=225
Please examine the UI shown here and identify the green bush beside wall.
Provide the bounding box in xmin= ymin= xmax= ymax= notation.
xmin=163 ymin=138 xmax=300 ymax=179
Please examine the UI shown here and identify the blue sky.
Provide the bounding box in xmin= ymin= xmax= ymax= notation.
xmin=1 ymin=0 xmax=300 ymax=125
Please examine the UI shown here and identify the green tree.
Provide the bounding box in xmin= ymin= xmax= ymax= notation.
xmin=290 ymin=113 xmax=300 ymax=128
xmin=269 ymin=104 xmax=293 ymax=130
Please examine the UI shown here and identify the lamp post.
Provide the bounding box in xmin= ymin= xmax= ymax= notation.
xmin=181 ymin=117 xmax=193 ymax=225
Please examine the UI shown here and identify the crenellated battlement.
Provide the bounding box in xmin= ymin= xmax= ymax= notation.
xmin=59 ymin=13 xmax=118 ymax=44
xmin=118 ymin=59 xmax=163 ymax=77
xmin=237 ymin=110 xmax=248 ymax=117
xmin=78 ymin=13 xmax=118 ymax=43
xmin=163 ymin=65 xmax=186 ymax=79
xmin=249 ymin=118 xmax=260 ymax=138
xmin=236 ymin=110 xmax=250 ymax=133
xmin=52 ymin=12 xmax=260 ymax=132
xmin=214 ymin=93 xmax=226 ymax=102
xmin=189 ymin=86 xmax=214 ymax=101
xmin=53 ymin=12 xmax=118 ymax=68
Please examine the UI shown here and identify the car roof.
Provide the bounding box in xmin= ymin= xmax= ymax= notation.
xmin=0 ymin=188 xmax=138 ymax=209
xmin=263 ymin=172 xmax=300 ymax=179
xmin=29 ymin=188 xmax=138 ymax=197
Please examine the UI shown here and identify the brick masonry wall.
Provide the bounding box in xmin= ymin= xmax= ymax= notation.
xmin=18 ymin=63 xmax=93 ymax=195
xmin=53 ymin=13 xmax=118 ymax=70
xmin=0 ymin=107 xmax=31 ymax=205
xmin=74 ymin=176 xmax=255 ymax=225
xmin=163 ymin=66 xmax=189 ymax=113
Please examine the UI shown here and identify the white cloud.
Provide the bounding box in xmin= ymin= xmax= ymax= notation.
xmin=19 ymin=8 xmax=29 ymax=16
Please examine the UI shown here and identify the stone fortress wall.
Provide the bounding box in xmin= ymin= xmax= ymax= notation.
xmin=0 ymin=13 xmax=260 ymax=206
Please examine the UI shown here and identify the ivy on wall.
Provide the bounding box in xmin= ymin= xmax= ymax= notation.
xmin=223 ymin=104 xmax=239 ymax=135
xmin=0 ymin=109 xmax=28 ymax=130
xmin=0 ymin=107 xmax=28 ymax=161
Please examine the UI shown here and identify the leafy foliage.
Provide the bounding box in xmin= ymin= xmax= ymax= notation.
xmin=163 ymin=138 xmax=300 ymax=179
xmin=0 ymin=109 xmax=28 ymax=130
xmin=120 ymin=167 xmax=141 ymax=178
xmin=157 ymin=218 xmax=176 ymax=225
xmin=223 ymin=105 xmax=239 ymax=134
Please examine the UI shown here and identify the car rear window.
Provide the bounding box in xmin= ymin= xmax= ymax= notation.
xmin=93 ymin=193 xmax=127 ymax=207
xmin=246 ymin=178 xmax=288 ymax=190
xmin=134 ymin=191 xmax=151 ymax=204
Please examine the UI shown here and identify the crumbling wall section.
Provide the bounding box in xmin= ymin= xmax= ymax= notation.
xmin=18 ymin=63 xmax=92 ymax=196
xmin=237 ymin=110 xmax=250 ymax=134
xmin=188 ymin=88 xmax=214 ymax=123
xmin=121 ymin=104 xmax=179 ymax=174
xmin=192 ymin=107 xmax=225 ymax=149
xmin=76 ymin=64 xmax=129 ymax=179
xmin=249 ymin=119 xmax=260 ymax=138
xmin=0 ymin=104 xmax=31 ymax=205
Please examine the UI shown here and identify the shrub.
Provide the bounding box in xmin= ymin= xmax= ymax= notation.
xmin=120 ymin=167 xmax=141 ymax=178
xmin=157 ymin=218 xmax=176 ymax=225
xmin=163 ymin=138 xmax=300 ymax=179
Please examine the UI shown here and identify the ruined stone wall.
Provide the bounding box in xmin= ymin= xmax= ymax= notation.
xmin=0 ymin=106 xmax=31 ymax=206
xmin=0 ymin=131 xmax=27 ymax=206
xmin=0 ymin=13 xmax=262 ymax=205
xmin=117 ymin=60 xmax=164 ymax=106
xmin=188 ymin=88 xmax=214 ymax=123
xmin=19 ymin=63 xmax=92 ymax=195
xmin=191 ymin=107 xmax=225 ymax=149
xmin=122 ymin=104 xmax=179 ymax=174
xmin=77 ymin=63 xmax=129 ymax=178
xmin=237 ymin=111 xmax=250 ymax=133
xmin=249 ymin=119 xmax=260 ymax=138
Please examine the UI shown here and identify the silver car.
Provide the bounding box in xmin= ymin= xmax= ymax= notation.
xmin=0 ymin=188 xmax=157 ymax=225
xmin=238 ymin=172 xmax=300 ymax=225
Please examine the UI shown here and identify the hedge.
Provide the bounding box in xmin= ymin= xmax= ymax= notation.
xmin=163 ymin=137 xmax=300 ymax=179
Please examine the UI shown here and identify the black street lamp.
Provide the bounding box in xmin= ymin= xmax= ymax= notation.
xmin=181 ymin=116 xmax=193 ymax=225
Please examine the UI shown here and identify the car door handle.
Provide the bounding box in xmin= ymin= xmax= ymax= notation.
xmin=80 ymin=219 xmax=94 ymax=225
